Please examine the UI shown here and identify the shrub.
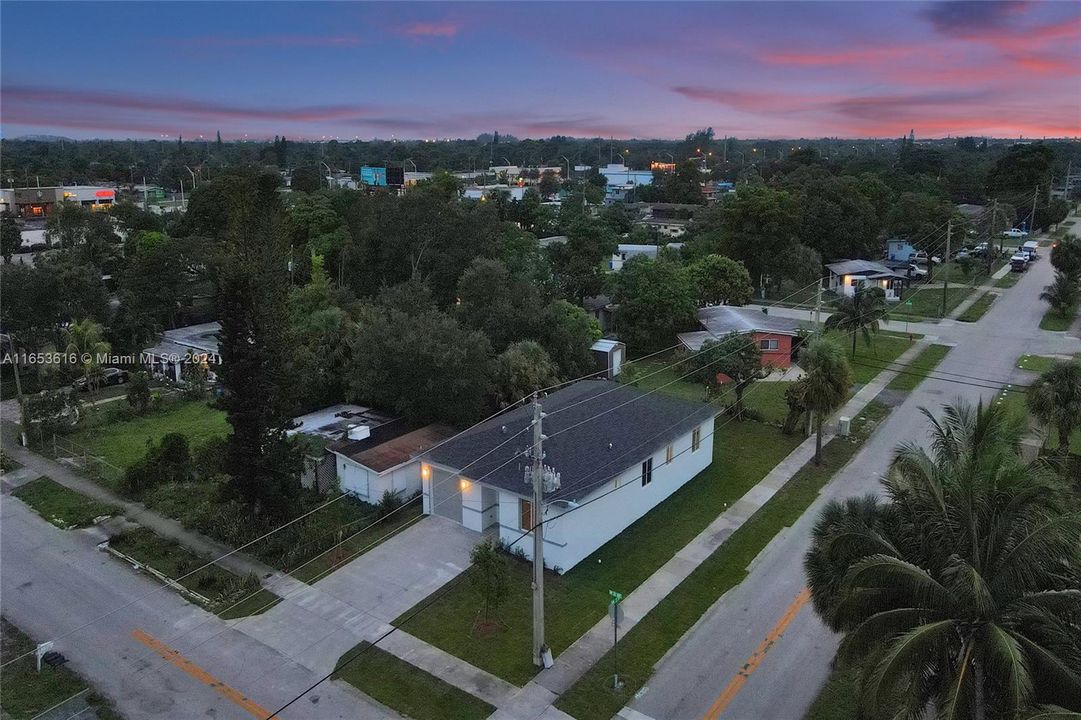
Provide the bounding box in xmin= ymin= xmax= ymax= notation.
xmin=126 ymin=371 xmax=151 ymax=414
xmin=378 ymin=489 xmax=403 ymax=520
xmin=120 ymin=433 xmax=193 ymax=497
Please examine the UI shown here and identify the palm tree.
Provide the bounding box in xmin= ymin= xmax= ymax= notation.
xmin=800 ymin=337 xmax=853 ymax=465
xmin=1039 ymin=271 xmax=1080 ymax=319
xmin=805 ymin=401 xmax=1081 ymax=720
xmin=64 ymin=318 xmax=111 ymax=394
xmin=1027 ymin=361 xmax=1081 ymax=455
xmin=825 ymin=286 xmax=890 ymax=357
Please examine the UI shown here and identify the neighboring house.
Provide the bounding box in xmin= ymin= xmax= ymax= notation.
xmin=825 ymin=259 xmax=909 ymax=302
xmin=599 ymin=163 xmax=653 ymax=202
xmin=608 ymin=243 xmax=684 ymax=271
xmin=288 ymin=404 xmax=371 ymax=492
xmin=583 ymin=294 xmax=615 ymax=332
xmin=142 ymin=321 xmax=221 ymax=383
xmin=422 ymin=380 xmax=715 ymax=572
xmin=677 ymin=305 xmax=806 ymax=369
xmin=329 ymin=414 xmax=455 ymax=504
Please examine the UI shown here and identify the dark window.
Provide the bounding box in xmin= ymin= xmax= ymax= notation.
xmin=641 ymin=457 xmax=653 ymax=486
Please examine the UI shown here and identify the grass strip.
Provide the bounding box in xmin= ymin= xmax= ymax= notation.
xmin=554 ymin=402 xmax=890 ymax=720
xmin=885 ymin=344 xmax=952 ymax=392
xmin=0 ymin=617 xmax=123 ymax=720
xmin=110 ymin=527 xmax=279 ymax=618
xmin=333 ymin=641 xmax=494 ymax=720
xmin=12 ymin=476 xmax=118 ymax=529
xmin=1039 ymin=304 xmax=1078 ymax=332
xmin=956 ymin=292 xmax=995 ymax=323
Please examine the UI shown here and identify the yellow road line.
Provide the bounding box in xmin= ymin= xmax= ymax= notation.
xmin=132 ymin=629 xmax=278 ymax=719
xmin=702 ymin=586 xmax=812 ymax=720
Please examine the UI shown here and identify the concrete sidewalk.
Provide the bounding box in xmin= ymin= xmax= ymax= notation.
xmin=0 ymin=429 xmax=276 ymax=581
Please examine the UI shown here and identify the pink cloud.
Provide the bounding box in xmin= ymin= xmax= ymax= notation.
xmin=399 ymin=20 xmax=461 ymax=39
xmin=762 ymin=45 xmax=918 ymax=67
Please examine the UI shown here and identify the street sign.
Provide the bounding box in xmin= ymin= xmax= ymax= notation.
xmin=905 ymin=300 xmax=913 ymax=307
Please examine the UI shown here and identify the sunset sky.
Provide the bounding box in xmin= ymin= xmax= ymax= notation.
xmin=2 ymin=1 xmax=1078 ymax=140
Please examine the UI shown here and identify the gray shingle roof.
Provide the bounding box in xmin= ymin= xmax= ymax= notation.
xmin=826 ymin=259 xmax=905 ymax=279
xmin=426 ymin=380 xmax=714 ymax=501
xmin=698 ymin=305 xmax=806 ymax=336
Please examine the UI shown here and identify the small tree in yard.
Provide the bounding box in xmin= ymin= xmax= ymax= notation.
xmin=691 ymin=333 xmax=767 ymax=419
xmin=825 ymin=287 xmax=889 ymax=356
xmin=1039 ymin=271 xmax=1079 ymax=319
xmin=126 ymin=371 xmax=151 ymax=414
xmin=469 ymin=538 xmax=510 ymax=632
xmin=799 ymin=338 xmax=853 ymax=465
xmin=1027 ymin=360 xmax=1081 ymax=455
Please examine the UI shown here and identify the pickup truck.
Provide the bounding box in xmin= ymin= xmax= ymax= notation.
xmin=1010 ymin=253 xmax=1029 ymax=272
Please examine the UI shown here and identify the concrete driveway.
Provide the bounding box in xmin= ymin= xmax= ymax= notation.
xmin=233 ymin=514 xmax=479 ymax=674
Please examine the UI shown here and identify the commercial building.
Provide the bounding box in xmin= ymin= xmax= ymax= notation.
xmin=7 ymin=186 xmax=116 ymax=217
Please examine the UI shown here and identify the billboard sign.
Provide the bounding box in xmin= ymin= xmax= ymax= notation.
xmin=360 ymin=166 xmax=387 ymax=186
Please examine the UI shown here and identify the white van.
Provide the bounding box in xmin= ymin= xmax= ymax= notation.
xmin=1021 ymin=240 xmax=1039 ymax=260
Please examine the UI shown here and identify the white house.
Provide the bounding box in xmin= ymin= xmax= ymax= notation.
xmin=329 ymin=414 xmax=454 ymax=504
xmin=609 ymin=243 xmax=684 ymax=271
xmin=142 ymin=322 xmax=222 ymax=383
xmin=422 ymin=380 xmax=715 ymax=572
xmin=825 ymin=259 xmax=909 ymax=302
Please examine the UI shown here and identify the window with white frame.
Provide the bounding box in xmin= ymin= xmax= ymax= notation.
xmin=759 ymin=338 xmax=779 ymax=351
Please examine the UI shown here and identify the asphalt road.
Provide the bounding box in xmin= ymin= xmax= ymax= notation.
xmin=628 ymin=236 xmax=1081 ymax=720
xmin=0 ymin=496 xmax=393 ymax=720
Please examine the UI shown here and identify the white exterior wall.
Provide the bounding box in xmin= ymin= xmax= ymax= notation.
xmin=498 ymin=416 xmax=715 ymax=572
xmin=336 ymin=456 xmax=423 ymax=503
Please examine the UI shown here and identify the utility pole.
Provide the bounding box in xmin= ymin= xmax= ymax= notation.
xmin=941 ymin=220 xmax=952 ymax=318
xmin=529 ymin=393 xmax=547 ymax=667
xmin=1030 ymin=184 xmax=1039 ymax=235
xmin=142 ymin=175 xmax=148 ymax=210
xmin=993 ymin=198 xmax=1002 ymax=255
xmin=814 ymin=281 xmax=823 ymax=329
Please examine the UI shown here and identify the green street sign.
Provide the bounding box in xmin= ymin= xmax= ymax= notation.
xmin=608 ymin=590 xmax=623 ymax=604
xmin=905 ymin=300 xmax=913 ymax=307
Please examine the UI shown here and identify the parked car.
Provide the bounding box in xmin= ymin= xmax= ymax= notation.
xmin=1010 ymin=253 xmax=1029 ymax=272
xmin=1022 ymin=240 xmax=1039 ymax=260
xmin=72 ymin=367 xmax=129 ymax=391
xmin=1003 ymin=228 xmax=1029 ymax=239
xmin=908 ymin=250 xmax=941 ymax=265
xmin=907 ymin=263 xmax=928 ymax=280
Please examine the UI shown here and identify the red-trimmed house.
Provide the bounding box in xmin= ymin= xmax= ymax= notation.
xmin=677 ymin=305 xmax=807 ymax=370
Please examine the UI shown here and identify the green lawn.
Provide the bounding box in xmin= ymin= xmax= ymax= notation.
xmin=956 ymin=292 xmax=996 ymax=323
xmin=890 ymin=286 xmax=974 ymax=319
xmin=397 ymin=418 xmax=804 ymax=686
xmin=68 ymin=399 xmax=228 ymax=472
xmin=0 ymin=618 xmax=122 ymax=720
xmin=1017 ymin=354 xmax=1059 ymax=373
xmin=11 ymin=476 xmax=118 ymax=529
xmin=995 ymin=270 xmax=1023 ymax=288
xmin=997 ymin=387 xmax=1081 ymax=456
xmin=1039 ymin=304 xmax=1077 ymax=331
xmin=886 ymin=344 xmax=952 ymax=392
xmin=555 ymin=403 xmax=891 ymax=720
xmin=109 ymin=527 xmax=279 ymax=618
xmin=333 ymin=641 xmax=494 ymax=720
xmin=824 ymin=331 xmax=917 ymax=386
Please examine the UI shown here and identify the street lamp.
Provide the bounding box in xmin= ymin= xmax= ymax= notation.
xmin=560 ymin=155 xmax=571 ymax=180
xmin=184 ymin=165 xmax=197 ymax=189
xmin=404 ymin=158 xmax=417 ymax=173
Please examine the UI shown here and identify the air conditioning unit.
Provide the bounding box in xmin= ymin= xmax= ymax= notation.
xmin=838 ymin=417 xmax=851 ymax=437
